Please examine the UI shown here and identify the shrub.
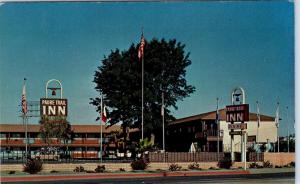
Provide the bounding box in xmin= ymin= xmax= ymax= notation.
xmin=131 ymin=159 xmax=148 ymax=170
xmin=188 ymin=162 xmax=201 ymax=170
xmin=209 ymin=167 xmax=217 ymax=170
xmin=290 ymin=162 xmax=295 ymax=167
xmin=249 ymin=162 xmax=262 ymax=169
xmin=119 ymin=168 xmax=125 ymax=172
xmin=23 ymin=158 xmax=43 ymax=174
xmin=73 ymin=165 xmax=85 ymax=172
xmin=8 ymin=171 xmax=15 ymax=174
xmin=263 ymin=161 xmax=273 ymax=168
xmin=50 ymin=170 xmax=59 ymax=173
xmin=275 ymin=165 xmax=282 ymax=168
xmin=59 ymin=153 xmax=71 ymax=159
xmin=168 ymin=163 xmax=182 ymax=171
xmin=95 ymin=165 xmax=106 ymax=173
xmin=217 ymin=159 xmax=232 ymax=169
xmin=86 ymin=170 xmax=96 ymax=173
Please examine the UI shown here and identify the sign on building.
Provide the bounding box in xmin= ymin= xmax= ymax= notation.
xmin=40 ymin=98 xmax=68 ymax=116
xmin=228 ymin=123 xmax=247 ymax=130
xmin=229 ymin=131 xmax=243 ymax=135
xmin=226 ymin=104 xmax=249 ymax=122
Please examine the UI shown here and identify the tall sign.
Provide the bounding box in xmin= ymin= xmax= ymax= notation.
xmin=40 ymin=98 xmax=68 ymax=116
xmin=226 ymin=104 xmax=249 ymax=122
xmin=227 ymin=87 xmax=249 ymax=169
xmin=41 ymin=79 xmax=67 ymax=117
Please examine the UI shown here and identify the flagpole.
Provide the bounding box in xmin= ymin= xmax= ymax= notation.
xmin=216 ymin=98 xmax=219 ymax=161
xmin=141 ymin=29 xmax=144 ymax=141
xmin=162 ymin=92 xmax=165 ymax=152
xmin=142 ymin=52 xmax=144 ymax=140
xmin=138 ymin=30 xmax=145 ymax=141
xmin=286 ymin=106 xmax=289 ymax=153
xmin=100 ymin=94 xmax=103 ymax=163
xmin=277 ymin=102 xmax=280 ymax=153
xmin=23 ymin=78 xmax=28 ymax=159
xmin=256 ymin=101 xmax=259 ymax=161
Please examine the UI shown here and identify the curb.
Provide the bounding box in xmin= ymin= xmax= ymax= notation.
xmin=1 ymin=170 xmax=250 ymax=182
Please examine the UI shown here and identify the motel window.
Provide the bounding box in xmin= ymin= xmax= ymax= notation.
xmin=87 ymin=147 xmax=96 ymax=151
xmin=11 ymin=133 xmax=21 ymax=138
xmin=248 ymin=136 xmax=256 ymax=142
xmin=0 ymin=133 xmax=7 ymax=138
xmin=103 ymin=138 xmax=109 ymax=143
xmin=74 ymin=133 xmax=83 ymax=138
xmin=87 ymin=133 xmax=98 ymax=138
xmin=74 ymin=147 xmax=82 ymax=151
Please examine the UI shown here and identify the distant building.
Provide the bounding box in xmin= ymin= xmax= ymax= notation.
xmin=167 ymin=109 xmax=277 ymax=152
xmin=0 ymin=124 xmax=139 ymax=159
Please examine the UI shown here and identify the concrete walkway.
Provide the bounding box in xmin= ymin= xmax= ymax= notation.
xmin=1 ymin=168 xmax=294 ymax=183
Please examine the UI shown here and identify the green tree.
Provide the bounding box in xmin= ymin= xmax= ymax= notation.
xmin=39 ymin=116 xmax=73 ymax=150
xmin=90 ymin=38 xmax=195 ymax=143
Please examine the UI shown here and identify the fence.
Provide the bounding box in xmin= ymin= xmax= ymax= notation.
xmin=0 ymin=151 xmax=134 ymax=164
xmin=148 ymin=152 xmax=264 ymax=162
xmin=1 ymin=151 xmax=264 ymax=164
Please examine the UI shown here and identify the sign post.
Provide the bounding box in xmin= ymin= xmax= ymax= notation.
xmin=226 ymin=87 xmax=249 ymax=170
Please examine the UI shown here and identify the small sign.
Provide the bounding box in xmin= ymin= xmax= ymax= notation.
xmin=228 ymin=123 xmax=247 ymax=130
xmin=226 ymin=104 xmax=249 ymax=122
xmin=40 ymin=98 xmax=68 ymax=116
xmin=229 ymin=131 xmax=243 ymax=135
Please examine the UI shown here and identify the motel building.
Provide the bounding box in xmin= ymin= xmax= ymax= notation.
xmin=0 ymin=108 xmax=277 ymax=161
xmin=0 ymin=124 xmax=140 ymax=160
xmin=167 ymin=109 xmax=277 ymax=154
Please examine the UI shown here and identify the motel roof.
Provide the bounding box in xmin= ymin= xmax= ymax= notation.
xmin=0 ymin=124 xmax=138 ymax=133
xmin=169 ymin=109 xmax=275 ymax=126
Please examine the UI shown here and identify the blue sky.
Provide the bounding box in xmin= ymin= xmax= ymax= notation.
xmin=0 ymin=2 xmax=294 ymax=136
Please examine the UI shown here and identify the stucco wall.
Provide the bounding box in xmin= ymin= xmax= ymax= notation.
xmin=1 ymin=153 xmax=294 ymax=172
xmin=0 ymin=162 xmax=259 ymax=172
xmin=221 ymin=120 xmax=277 ymax=152
xmin=263 ymin=153 xmax=295 ymax=166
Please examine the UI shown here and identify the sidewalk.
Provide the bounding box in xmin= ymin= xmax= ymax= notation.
xmin=1 ymin=168 xmax=295 ymax=182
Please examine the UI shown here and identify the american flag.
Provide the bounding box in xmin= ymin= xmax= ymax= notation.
xmin=21 ymin=82 xmax=28 ymax=115
xmin=138 ymin=33 xmax=145 ymax=60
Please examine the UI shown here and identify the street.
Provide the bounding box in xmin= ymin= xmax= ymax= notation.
xmin=4 ymin=173 xmax=294 ymax=184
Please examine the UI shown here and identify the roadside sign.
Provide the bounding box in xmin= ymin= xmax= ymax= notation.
xmin=228 ymin=123 xmax=247 ymax=130
xmin=40 ymin=98 xmax=68 ymax=116
xmin=229 ymin=131 xmax=243 ymax=135
xmin=226 ymin=104 xmax=249 ymax=122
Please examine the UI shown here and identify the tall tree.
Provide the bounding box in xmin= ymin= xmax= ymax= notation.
xmin=91 ymin=38 xmax=195 ymax=142
xmin=39 ymin=116 xmax=73 ymax=149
